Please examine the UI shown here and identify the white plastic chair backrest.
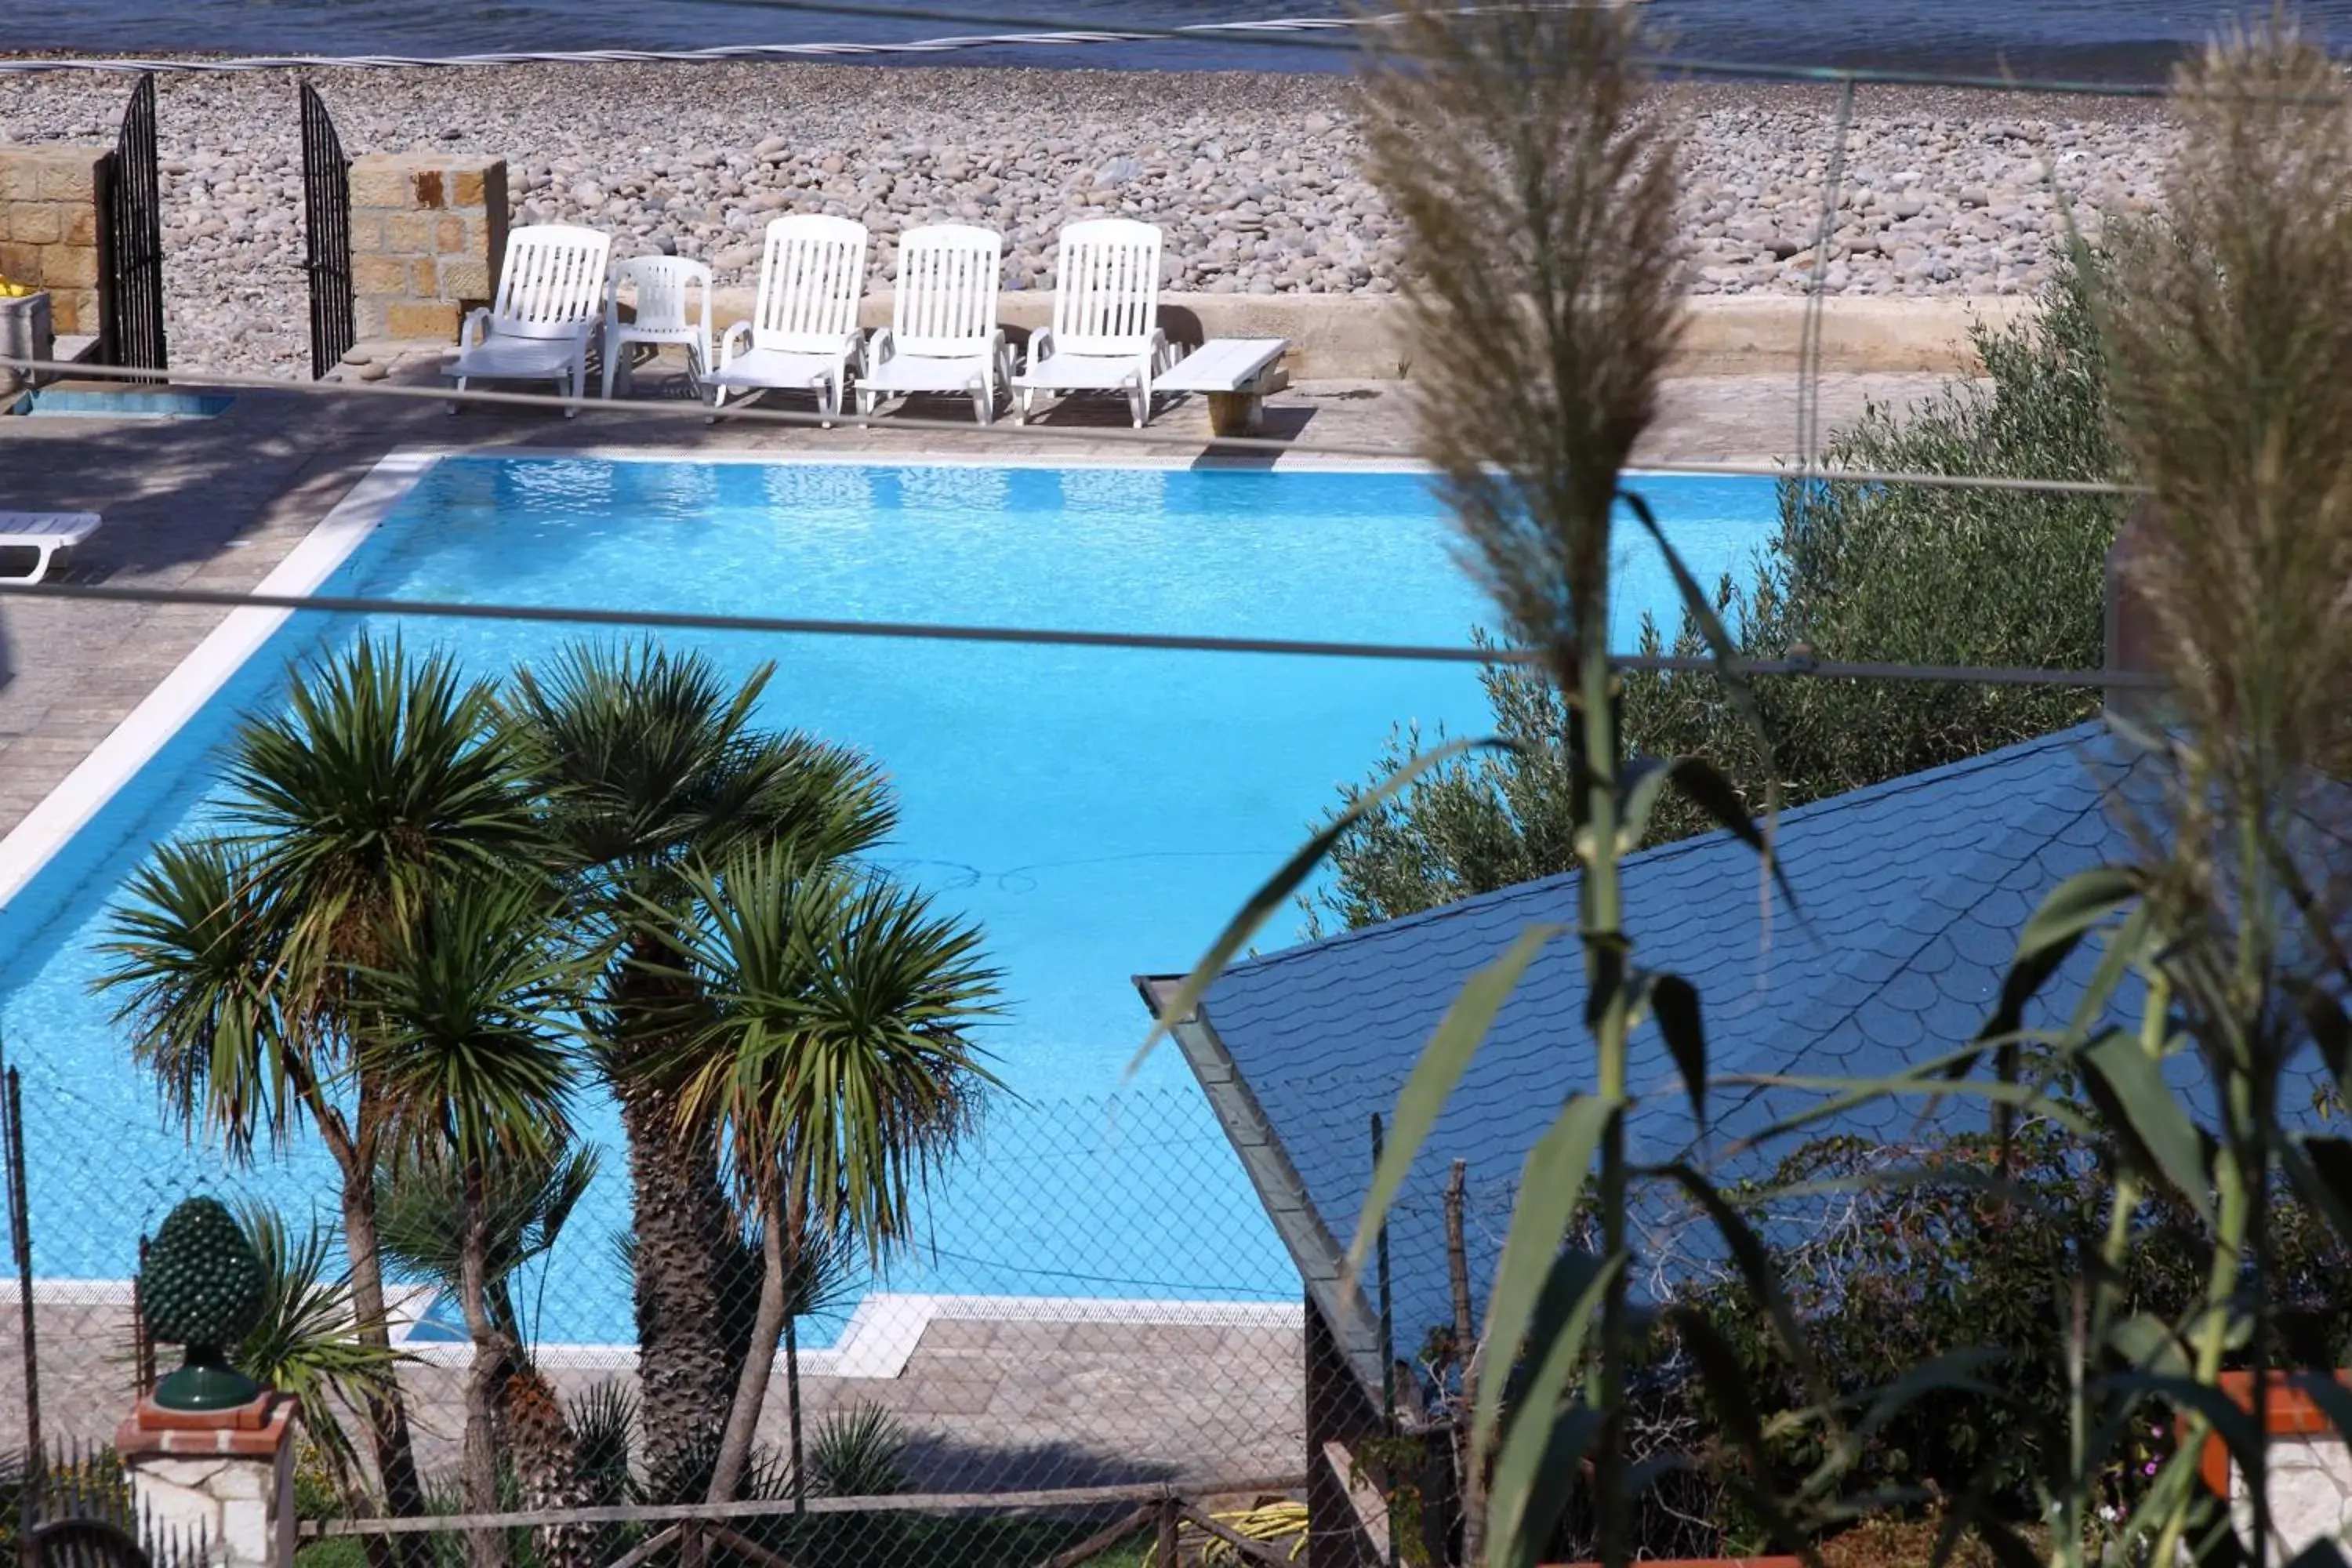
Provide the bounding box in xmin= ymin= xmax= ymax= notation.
xmin=612 ymin=256 xmax=710 ymax=337
xmin=492 ymin=225 xmax=612 ymax=342
xmin=1049 ymin=219 xmax=1163 ymax=356
xmin=891 ymin=225 xmax=1003 ymax=357
xmin=751 ymin=216 xmax=869 ymax=353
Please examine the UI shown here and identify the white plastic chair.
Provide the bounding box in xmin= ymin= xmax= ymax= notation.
xmin=446 ymin=224 xmax=611 ymax=416
xmin=603 ymin=255 xmax=713 ymax=400
xmin=1011 ymin=219 xmax=1179 ymax=428
xmin=704 ymin=215 xmax=869 ymax=425
xmin=858 ymin=224 xmax=1011 ymax=426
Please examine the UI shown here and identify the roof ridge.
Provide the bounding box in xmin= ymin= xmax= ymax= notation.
xmin=1232 ymin=720 xmax=2114 ymax=976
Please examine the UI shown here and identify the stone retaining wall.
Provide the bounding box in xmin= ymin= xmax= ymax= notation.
xmin=690 ymin=288 xmax=2031 ymax=380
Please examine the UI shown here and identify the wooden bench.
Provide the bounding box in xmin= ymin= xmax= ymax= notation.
xmin=0 ymin=511 xmax=100 ymax=583
xmin=1158 ymin=337 xmax=1290 ymax=437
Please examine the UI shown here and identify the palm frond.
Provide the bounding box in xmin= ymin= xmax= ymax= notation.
xmin=358 ymin=871 xmax=583 ymax=1171
xmin=93 ymin=837 xmax=295 ymax=1160
xmin=507 ymin=640 xmax=895 ymax=882
xmin=376 ymin=1144 xmax=601 ymax=1299
xmin=655 ymin=845 xmax=1002 ymax=1254
xmin=228 ymin=633 xmax=543 ymax=984
xmin=230 ymin=1198 xmax=405 ymax=1482
xmin=807 ymin=1402 xmax=910 ymax=1499
xmin=564 ymin=1381 xmax=640 ymax=1506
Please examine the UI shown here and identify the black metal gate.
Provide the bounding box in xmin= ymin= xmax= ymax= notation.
xmin=16 ymin=1441 xmax=211 ymax=1568
xmin=299 ymin=82 xmax=355 ymax=379
xmin=96 ymin=73 xmax=167 ymax=376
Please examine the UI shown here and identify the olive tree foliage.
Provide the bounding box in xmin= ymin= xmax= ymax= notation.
xmin=1306 ymin=260 xmax=2125 ymax=935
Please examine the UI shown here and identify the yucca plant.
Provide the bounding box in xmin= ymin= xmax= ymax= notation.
xmin=230 ymin=1200 xmax=406 ymax=1515
xmin=359 ymin=869 xmax=584 ymax=1568
xmin=506 ymin=640 xmax=894 ymax=1504
xmin=805 ymin=1402 xmax=910 ymax=1500
xmin=655 ymin=845 xmax=1000 ymax=1507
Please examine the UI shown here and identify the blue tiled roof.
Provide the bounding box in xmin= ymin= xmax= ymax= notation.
xmin=1187 ymin=720 xmax=2161 ymax=1352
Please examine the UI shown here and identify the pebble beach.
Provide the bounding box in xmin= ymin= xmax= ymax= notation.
xmin=0 ymin=62 xmax=2173 ymax=376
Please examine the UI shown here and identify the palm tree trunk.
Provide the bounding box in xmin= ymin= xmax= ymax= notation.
xmin=614 ymin=1017 xmax=745 ymax=1501
xmin=330 ymin=1132 xmax=434 ymax=1568
xmin=706 ymin=1208 xmax=789 ymax=1505
xmin=457 ymin=1160 xmax=512 ymax=1568
xmin=502 ymin=1363 xmax=596 ymax=1568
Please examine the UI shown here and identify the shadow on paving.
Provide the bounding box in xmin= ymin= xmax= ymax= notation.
xmin=902 ymin=1436 xmax=1182 ymax=1495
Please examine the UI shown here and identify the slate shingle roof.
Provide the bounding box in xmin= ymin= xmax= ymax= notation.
xmin=1171 ymin=720 xmax=2164 ymax=1357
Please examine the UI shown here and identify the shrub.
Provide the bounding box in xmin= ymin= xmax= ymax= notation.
xmin=1308 ymin=256 xmax=2126 ymax=933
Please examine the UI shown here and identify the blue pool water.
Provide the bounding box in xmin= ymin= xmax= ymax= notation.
xmin=0 ymin=458 xmax=1777 ymax=1344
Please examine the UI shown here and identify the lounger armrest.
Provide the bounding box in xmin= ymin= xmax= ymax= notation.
xmin=717 ymin=321 xmax=753 ymax=372
xmin=1025 ymin=328 xmax=1055 ymax=373
xmin=867 ymin=327 xmax=897 ymax=369
xmin=840 ymin=330 xmax=866 ymax=378
xmin=1149 ymin=328 xmax=1176 ymax=376
xmin=459 ymin=306 xmax=492 ymax=349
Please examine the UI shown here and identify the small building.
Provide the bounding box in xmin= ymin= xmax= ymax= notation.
xmin=1136 ymin=718 xmax=2168 ymax=1566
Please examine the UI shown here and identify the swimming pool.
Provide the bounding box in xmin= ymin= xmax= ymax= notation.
xmin=0 ymin=454 xmax=1779 ymax=1348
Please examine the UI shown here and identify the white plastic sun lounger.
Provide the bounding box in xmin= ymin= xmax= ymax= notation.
xmin=857 ymin=224 xmax=1011 ymax=425
xmin=446 ymin=224 xmax=612 ymax=416
xmin=706 ymin=215 xmax=869 ymax=426
xmin=1012 ymin=219 xmax=1179 ymax=428
xmin=0 ymin=510 xmax=100 ymax=583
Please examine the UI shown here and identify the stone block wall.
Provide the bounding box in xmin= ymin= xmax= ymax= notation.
xmin=349 ymin=153 xmax=510 ymax=342
xmin=0 ymin=145 xmax=107 ymax=338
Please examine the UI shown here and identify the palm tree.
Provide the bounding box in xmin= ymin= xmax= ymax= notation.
xmin=97 ymin=636 xmax=543 ymax=1564
xmin=658 ymin=844 xmax=1000 ymax=1504
xmin=505 ymin=640 xmax=893 ymax=1501
xmin=361 ymin=870 xmax=582 ymax=1568
xmin=377 ymin=1141 xmax=602 ymax=1568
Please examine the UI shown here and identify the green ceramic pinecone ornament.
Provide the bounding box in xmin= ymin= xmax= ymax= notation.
xmin=140 ymin=1196 xmax=266 ymax=1410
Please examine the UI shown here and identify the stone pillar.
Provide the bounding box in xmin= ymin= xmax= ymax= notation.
xmin=349 ymin=153 xmax=510 ymax=343
xmin=2198 ymin=1371 xmax=2352 ymax=1559
xmin=0 ymin=146 xmax=107 ymax=341
xmin=116 ymin=1391 xmax=299 ymax=1568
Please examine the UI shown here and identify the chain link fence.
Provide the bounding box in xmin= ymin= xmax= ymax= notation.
xmin=0 ymin=1055 xmax=1373 ymax=1568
